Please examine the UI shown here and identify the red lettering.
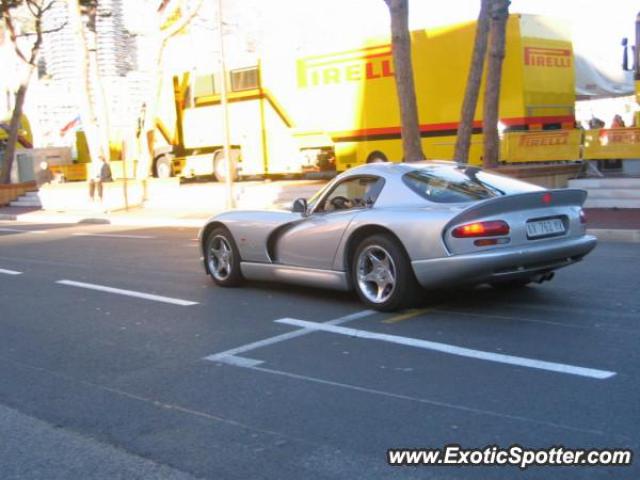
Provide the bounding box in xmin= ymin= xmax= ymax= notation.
xmin=520 ymin=133 xmax=569 ymax=147
xmin=381 ymin=59 xmax=394 ymax=77
xmin=366 ymin=62 xmax=380 ymax=79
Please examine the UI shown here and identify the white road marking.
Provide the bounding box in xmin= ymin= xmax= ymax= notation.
xmin=56 ymin=280 xmax=198 ymax=306
xmin=0 ymin=268 xmax=22 ymax=275
xmin=204 ymin=310 xmax=374 ymax=363
xmin=215 ymin=355 xmax=264 ymax=367
xmin=275 ymin=318 xmax=616 ymax=380
xmin=0 ymin=228 xmax=47 ymax=234
xmin=71 ymin=233 xmax=155 ymax=239
xmin=248 ymin=365 xmax=605 ymax=436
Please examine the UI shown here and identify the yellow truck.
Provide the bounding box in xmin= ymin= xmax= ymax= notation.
xmin=0 ymin=115 xmax=33 ymax=150
xmin=154 ymin=14 xmax=580 ymax=180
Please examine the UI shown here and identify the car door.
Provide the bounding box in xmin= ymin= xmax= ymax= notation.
xmin=275 ymin=175 xmax=384 ymax=269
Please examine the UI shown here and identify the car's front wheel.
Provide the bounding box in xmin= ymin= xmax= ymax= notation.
xmin=352 ymin=234 xmax=418 ymax=311
xmin=205 ymin=227 xmax=243 ymax=287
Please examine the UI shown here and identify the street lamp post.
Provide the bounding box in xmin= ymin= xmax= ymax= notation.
xmin=217 ymin=0 xmax=235 ymax=209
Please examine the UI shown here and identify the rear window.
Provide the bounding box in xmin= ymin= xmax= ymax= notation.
xmin=402 ymin=167 xmax=540 ymax=203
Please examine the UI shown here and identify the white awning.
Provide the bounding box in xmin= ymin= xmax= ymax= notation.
xmin=574 ymin=53 xmax=634 ymax=99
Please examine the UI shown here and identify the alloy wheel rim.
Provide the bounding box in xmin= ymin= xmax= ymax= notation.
xmin=356 ymin=245 xmax=397 ymax=303
xmin=209 ymin=235 xmax=233 ymax=281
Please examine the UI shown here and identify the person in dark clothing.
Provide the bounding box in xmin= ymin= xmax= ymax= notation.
xmin=36 ymin=161 xmax=54 ymax=186
xmin=89 ymin=156 xmax=113 ymax=203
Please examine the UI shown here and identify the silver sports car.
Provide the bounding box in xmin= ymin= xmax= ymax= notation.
xmin=199 ymin=161 xmax=597 ymax=311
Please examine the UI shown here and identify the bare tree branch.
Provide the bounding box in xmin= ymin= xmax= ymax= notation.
xmin=161 ymin=0 xmax=204 ymax=40
xmin=0 ymin=0 xmax=60 ymax=183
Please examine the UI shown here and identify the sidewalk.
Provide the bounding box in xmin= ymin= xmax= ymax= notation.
xmin=0 ymin=205 xmax=213 ymax=227
xmin=0 ymin=179 xmax=326 ymax=228
xmin=1 ymin=192 xmax=639 ymax=242
xmin=583 ymin=208 xmax=640 ymax=243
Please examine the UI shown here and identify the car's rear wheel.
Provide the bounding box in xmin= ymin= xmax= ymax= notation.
xmin=205 ymin=227 xmax=243 ymax=287
xmin=352 ymin=234 xmax=418 ymax=311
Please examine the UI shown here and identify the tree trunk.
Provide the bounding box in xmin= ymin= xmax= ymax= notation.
xmin=1 ymin=67 xmax=34 ymax=184
xmin=66 ymin=0 xmax=103 ymax=167
xmin=138 ymin=31 xmax=164 ymax=179
xmin=89 ymin=32 xmax=111 ymax=163
xmin=454 ymin=0 xmax=490 ymax=164
xmin=137 ymin=0 xmax=204 ymax=179
xmin=482 ymin=0 xmax=510 ymax=168
xmin=384 ymin=0 xmax=424 ymax=161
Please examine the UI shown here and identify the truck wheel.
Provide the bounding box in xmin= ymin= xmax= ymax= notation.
xmin=213 ymin=150 xmax=239 ymax=182
xmin=154 ymin=155 xmax=173 ymax=178
xmin=366 ymin=151 xmax=388 ymax=164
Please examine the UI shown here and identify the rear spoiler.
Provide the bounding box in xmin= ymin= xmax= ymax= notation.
xmin=446 ymin=189 xmax=587 ymax=227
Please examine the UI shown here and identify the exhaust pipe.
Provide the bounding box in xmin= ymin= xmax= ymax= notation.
xmin=535 ymin=272 xmax=555 ymax=283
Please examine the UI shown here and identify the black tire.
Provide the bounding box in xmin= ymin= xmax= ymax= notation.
xmin=154 ymin=155 xmax=173 ymax=178
xmin=351 ymin=234 xmax=419 ymax=311
xmin=205 ymin=227 xmax=243 ymax=287
xmin=366 ymin=151 xmax=388 ymax=164
xmin=213 ymin=150 xmax=239 ymax=182
xmin=490 ymin=278 xmax=532 ymax=289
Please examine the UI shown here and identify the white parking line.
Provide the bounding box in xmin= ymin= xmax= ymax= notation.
xmin=56 ymin=280 xmax=198 ymax=306
xmin=275 ymin=318 xmax=616 ymax=380
xmin=248 ymin=365 xmax=605 ymax=436
xmin=71 ymin=233 xmax=155 ymax=239
xmin=0 ymin=268 xmax=22 ymax=275
xmin=204 ymin=310 xmax=375 ymax=365
xmin=0 ymin=228 xmax=47 ymax=234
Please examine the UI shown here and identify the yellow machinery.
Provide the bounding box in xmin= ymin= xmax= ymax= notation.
xmin=287 ymin=14 xmax=578 ymax=169
xmin=0 ymin=115 xmax=33 ymax=149
xmin=153 ymin=14 xmax=585 ymax=179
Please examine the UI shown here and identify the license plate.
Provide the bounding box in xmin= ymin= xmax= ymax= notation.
xmin=526 ymin=218 xmax=565 ymax=238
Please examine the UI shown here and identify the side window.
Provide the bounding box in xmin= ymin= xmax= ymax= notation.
xmin=317 ymin=176 xmax=384 ymax=213
xmin=193 ymin=73 xmax=216 ymax=99
xmin=230 ymin=67 xmax=259 ymax=92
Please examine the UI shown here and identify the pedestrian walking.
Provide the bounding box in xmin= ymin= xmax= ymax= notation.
xmin=89 ymin=156 xmax=113 ymax=206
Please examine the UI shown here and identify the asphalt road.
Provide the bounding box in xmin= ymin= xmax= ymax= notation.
xmin=0 ymin=221 xmax=638 ymax=479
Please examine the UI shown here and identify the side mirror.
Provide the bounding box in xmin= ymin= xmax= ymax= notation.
xmin=292 ymin=197 xmax=307 ymax=214
xmin=622 ymin=37 xmax=630 ymax=71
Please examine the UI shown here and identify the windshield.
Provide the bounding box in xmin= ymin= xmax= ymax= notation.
xmin=402 ymin=166 xmax=542 ymax=203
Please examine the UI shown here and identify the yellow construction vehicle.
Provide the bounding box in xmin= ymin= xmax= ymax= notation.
xmin=154 ymin=14 xmax=582 ymax=180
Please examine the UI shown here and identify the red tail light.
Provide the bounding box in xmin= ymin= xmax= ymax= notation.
xmin=452 ymin=220 xmax=510 ymax=238
xmin=579 ymin=209 xmax=587 ymax=224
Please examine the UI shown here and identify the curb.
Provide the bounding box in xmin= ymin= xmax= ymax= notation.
xmin=0 ymin=211 xmax=207 ymax=228
xmin=588 ymin=228 xmax=640 ymax=243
